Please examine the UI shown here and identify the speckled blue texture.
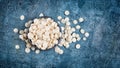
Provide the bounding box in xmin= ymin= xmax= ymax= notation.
xmin=0 ymin=0 xmax=120 ymax=68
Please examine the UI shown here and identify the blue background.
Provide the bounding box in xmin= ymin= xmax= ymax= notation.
xmin=0 ymin=0 xmax=120 ymax=68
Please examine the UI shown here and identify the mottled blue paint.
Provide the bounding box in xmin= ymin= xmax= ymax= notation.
xmin=0 ymin=0 xmax=120 ymax=68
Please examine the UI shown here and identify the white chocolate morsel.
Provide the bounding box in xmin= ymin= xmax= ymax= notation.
xmin=79 ymin=17 xmax=84 ymax=22
xmin=76 ymin=25 xmax=81 ymax=29
xmin=55 ymin=46 xmax=64 ymax=54
xmin=85 ymin=32 xmax=89 ymax=37
xmin=35 ymin=49 xmax=40 ymax=54
xmin=19 ymin=30 xmax=24 ymax=34
xmin=83 ymin=37 xmax=87 ymax=41
xmin=57 ymin=16 xmax=62 ymax=20
xmin=26 ymin=43 xmax=31 ymax=48
xmin=77 ymin=37 xmax=81 ymax=41
xmin=25 ymin=48 xmax=30 ymax=53
xmin=27 ymin=33 xmax=34 ymax=39
xmin=20 ymin=15 xmax=25 ymax=20
xmin=59 ymin=49 xmax=64 ymax=54
xmin=72 ymin=33 xmax=76 ymax=37
xmin=25 ymin=22 xmax=31 ymax=27
xmin=65 ymin=17 xmax=69 ymax=22
xmin=61 ymin=27 xmax=65 ymax=31
xmin=71 ymin=28 xmax=75 ymax=32
xmin=61 ymin=19 xmax=65 ymax=24
xmin=13 ymin=28 xmax=18 ymax=33
xmin=76 ymin=44 xmax=81 ymax=49
xmin=66 ymin=22 xmax=70 ymax=25
xmin=15 ymin=45 xmax=20 ymax=49
xmin=39 ymin=13 xmax=44 ymax=17
xmin=55 ymin=46 xmax=60 ymax=53
xmin=72 ymin=38 xmax=77 ymax=42
xmin=65 ymin=10 xmax=70 ymax=15
xmin=24 ymin=29 xmax=28 ymax=33
xmin=19 ymin=35 xmax=24 ymax=40
xmin=80 ymin=29 xmax=85 ymax=34
xmin=31 ymin=47 xmax=35 ymax=51
xmin=73 ymin=20 xmax=78 ymax=24
xmin=65 ymin=44 xmax=70 ymax=48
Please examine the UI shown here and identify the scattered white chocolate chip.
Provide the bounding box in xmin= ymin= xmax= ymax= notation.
xmin=85 ymin=32 xmax=89 ymax=37
xmin=13 ymin=28 xmax=18 ymax=33
xmin=39 ymin=13 xmax=44 ymax=17
xmin=83 ymin=37 xmax=87 ymax=41
xmin=35 ymin=49 xmax=40 ymax=54
xmin=55 ymin=46 xmax=60 ymax=53
xmin=76 ymin=44 xmax=81 ymax=49
xmin=20 ymin=15 xmax=25 ymax=20
xmin=25 ymin=22 xmax=30 ymax=27
xmin=76 ymin=25 xmax=81 ymax=29
xmin=31 ymin=47 xmax=35 ymax=51
xmin=19 ymin=35 xmax=24 ymax=40
xmin=19 ymin=30 xmax=24 ymax=34
xmin=79 ymin=17 xmax=84 ymax=22
xmin=65 ymin=10 xmax=70 ymax=15
xmin=57 ymin=16 xmax=62 ymax=20
xmin=15 ymin=45 xmax=20 ymax=49
xmin=59 ymin=49 xmax=64 ymax=54
xmin=25 ymin=48 xmax=30 ymax=53
xmin=80 ymin=29 xmax=85 ymax=34
xmin=73 ymin=20 xmax=78 ymax=24
xmin=55 ymin=46 xmax=64 ymax=54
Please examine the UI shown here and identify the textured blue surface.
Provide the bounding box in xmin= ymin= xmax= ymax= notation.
xmin=0 ymin=0 xmax=120 ymax=68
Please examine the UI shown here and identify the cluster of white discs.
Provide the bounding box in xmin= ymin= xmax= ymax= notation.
xmin=13 ymin=10 xmax=90 ymax=55
xmin=28 ymin=18 xmax=61 ymax=50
